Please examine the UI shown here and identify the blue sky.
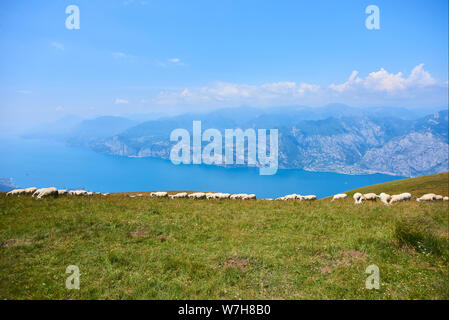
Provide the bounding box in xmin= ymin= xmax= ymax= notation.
xmin=0 ymin=0 xmax=448 ymax=130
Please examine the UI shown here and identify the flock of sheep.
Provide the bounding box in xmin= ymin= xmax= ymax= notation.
xmin=5 ymin=187 xmax=109 ymax=199
xmin=4 ymin=188 xmax=448 ymax=204
xmin=349 ymin=192 xmax=448 ymax=205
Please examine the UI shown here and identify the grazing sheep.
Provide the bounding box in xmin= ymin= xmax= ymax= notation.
xmin=353 ymin=192 xmax=363 ymax=204
xmin=206 ymin=193 xmax=218 ymax=200
xmin=188 ymin=192 xmax=206 ymax=199
xmin=69 ymin=190 xmax=88 ymax=196
xmin=389 ymin=193 xmax=412 ymax=204
xmin=240 ymin=194 xmax=256 ymax=200
xmin=416 ymin=193 xmax=436 ymax=202
xmin=230 ymin=194 xmax=246 ymax=200
xmin=443 ymin=196 xmax=449 ymax=201
xmin=331 ymin=193 xmax=347 ymax=201
xmin=102 ymin=193 xmax=110 ymax=196
xmin=215 ymin=193 xmax=231 ymax=199
xmin=150 ymin=191 xmax=168 ymax=198
xmin=23 ymin=187 xmax=37 ymax=195
xmin=302 ymin=195 xmax=316 ymax=201
xmin=169 ymin=192 xmax=188 ymax=199
xmin=33 ymin=187 xmax=58 ymax=199
xmin=58 ymin=189 xmax=68 ymax=196
xmin=400 ymin=193 xmax=412 ymax=201
xmin=6 ymin=189 xmax=25 ymax=196
xmin=379 ymin=193 xmax=391 ymax=205
xmin=363 ymin=193 xmax=378 ymax=201
xmin=435 ymin=195 xmax=443 ymax=201
xmin=283 ymin=194 xmax=300 ymax=201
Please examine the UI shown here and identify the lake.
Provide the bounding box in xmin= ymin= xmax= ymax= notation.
xmin=0 ymin=137 xmax=404 ymax=198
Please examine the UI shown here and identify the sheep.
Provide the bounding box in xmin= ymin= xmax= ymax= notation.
xmin=169 ymin=192 xmax=188 ymax=199
xmin=188 ymin=192 xmax=206 ymax=199
xmin=379 ymin=192 xmax=391 ymax=205
xmin=400 ymin=193 xmax=411 ymax=201
xmin=331 ymin=193 xmax=347 ymax=201
xmin=283 ymin=194 xmax=300 ymax=201
xmin=302 ymin=195 xmax=317 ymax=201
xmin=443 ymin=196 xmax=449 ymax=201
xmin=6 ymin=189 xmax=25 ymax=196
xmin=215 ymin=193 xmax=231 ymax=199
xmin=150 ymin=191 xmax=168 ymax=198
xmin=230 ymin=194 xmax=247 ymax=200
xmin=68 ymin=190 xmax=88 ymax=196
xmin=102 ymin=193 xmax=110 ymax=196
xmin=389 ymin=193 xmax=412 ymax=204
xmin=23 ymin=187 xmax=37 ymax=195
xmin=416 ymin=193 xmax=436 ymax=202
xmin=33 ymin=187 xmax=58 ymax=199
xmin=240 ymin=194 xmax=256 ymax=200
xmin=58 ymin=189 xmax=68 ymax=196
xmin=363 ymin=193 xmax=378 ymax=201
xmin=353 ymin=192 xmax=363 ymax=204
xmin=435 ymin=195 xmax=443 ymax=201
xmin=206 ymin=193 xmax=218 ymax=200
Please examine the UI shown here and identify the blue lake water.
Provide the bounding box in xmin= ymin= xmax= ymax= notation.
xmin=0 ymin=137 xmax=404 ymax=198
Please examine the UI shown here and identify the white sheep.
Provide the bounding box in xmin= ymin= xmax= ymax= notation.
xmin=188 ymin=192 xmax=206 ymax=199
xmin=169 ymin=192 xmax=188 ymax=199
xmin=379 ymin=193 xmax=391 ymax=205
xmin=215 ymin=193 xmax=231 ymax=199
xmin=331 ymin=193 xmax=347 ymax=201
xmin=416 ymin=193 xmax=436 ymax=202
xmin=435 ymin=195 xmax=443 ymax=201
xmin=302 ymin=195 xmax=317 ymax=201
xmin=283 ymin=194 xmax=300 ymax=201
xmin=33 ymin=187 xmax=58 ymax=199
xmin=6 ymin=189 xmax=25 ymax=196
xmin=443 ymin=196 xmax=449 ymax=201
xmin=353 ymin=192 xmax=363 ymax=204
xmin=150 ymin=191 xmax=168 ymax=198
xmin=389 ymin=193 xmax=411 ymax=204
xmin=363 ymin=193 xmax=378 ymax=201
xmin=58 ymin=189 xmax=68 ymax=196
xmin=68 ymin=190 xmax=88 ymax=196
xmin=400 ymin=193 xmax=411 ymax=201
xmin=23 ymin=187 xmax=37 ymax=195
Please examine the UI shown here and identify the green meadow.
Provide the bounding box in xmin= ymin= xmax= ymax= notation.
xmin=0 ymin=173 xmax=448 ymax=299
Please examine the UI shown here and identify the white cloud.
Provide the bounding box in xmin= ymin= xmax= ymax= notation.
xmin=145 ymin=64 xmax=447 ymax=109
xmin=115 ymin=98 xmax=129 ymax=104
xmin=158 ymin=58 xmax=185 ymax=67
xmin=51 ymin=42 xmax=64 ymax=51
xmin=330 ymin=64 xmax=439 ymax=93
xmin=17 ymin=90 xmax=32 ymax=95
xmin=112 ymin=52 xmax=127 ymax=58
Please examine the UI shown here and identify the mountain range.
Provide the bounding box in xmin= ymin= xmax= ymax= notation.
xmin=23 ymin=105 xmax=448 ymax=177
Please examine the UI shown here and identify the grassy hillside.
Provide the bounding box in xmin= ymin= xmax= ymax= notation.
xmin=343 ymin=172 xmax=449 ymax=198
xmin=0 ymin=173 xmax=448 ymax=300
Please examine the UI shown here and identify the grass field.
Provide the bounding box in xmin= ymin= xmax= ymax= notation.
xmin=0 ymin=173 xmax=448 ymax=299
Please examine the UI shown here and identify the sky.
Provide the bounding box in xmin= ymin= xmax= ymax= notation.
xmin=0 ymin=0 xmax=448 ymax=131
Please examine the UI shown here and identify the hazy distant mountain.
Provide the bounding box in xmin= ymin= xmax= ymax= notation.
xmin=24 ymin=105 xmax=448 ymax=177
xmin=0 ymin=178 xmax=15 ymax=192
xmin=76 ymin=106 xmax=448 ymax=177
xmin=65 ymin=116 xmax=138 ymax=147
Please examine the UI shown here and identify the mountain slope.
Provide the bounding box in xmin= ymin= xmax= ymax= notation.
xmin=343 ymin=171 xmax=448 ymax=197
xmin=85 ymin=108 xmax=448 ymax=177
